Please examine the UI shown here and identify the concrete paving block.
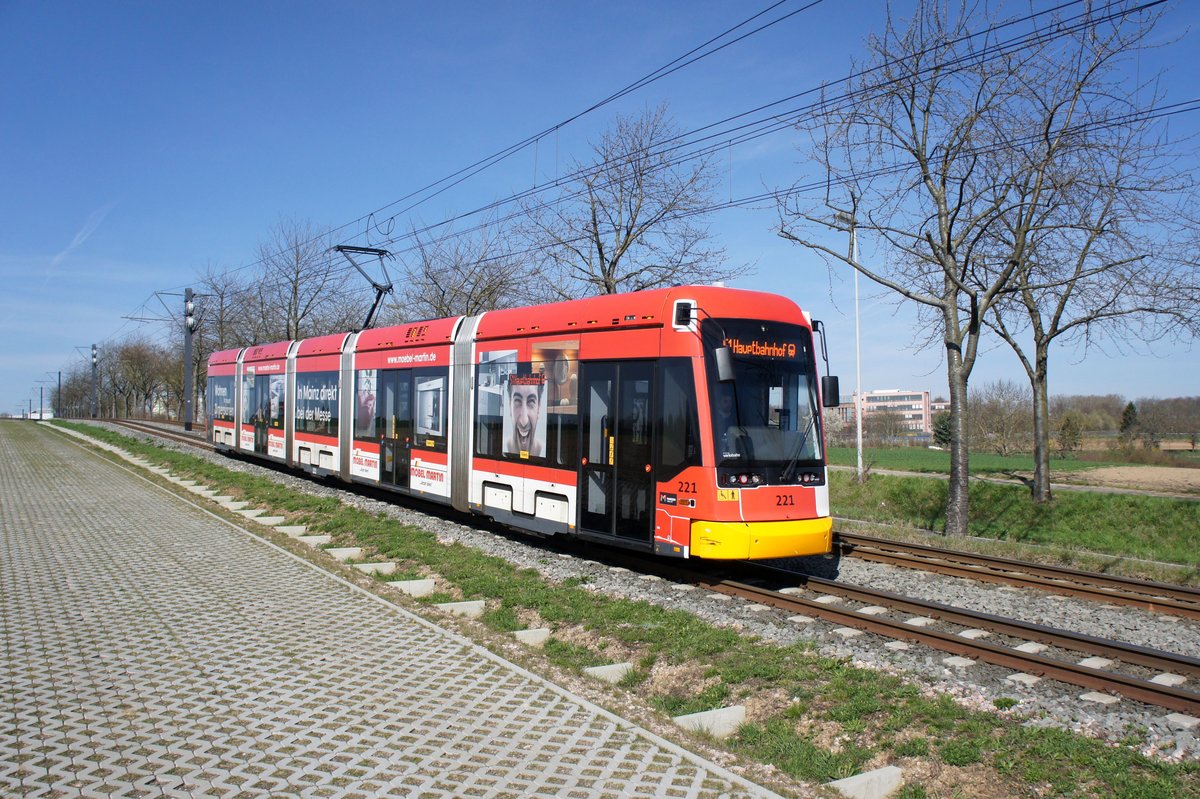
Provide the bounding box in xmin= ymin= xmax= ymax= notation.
xmin=436 ymin=600 xmax=485 ymax=618
xmin=253 ymin=516 xmax=287 ymax=526
xmin=220 ymin=501 xmax=249 ymax=511
xmin=1166 ymin=713 xmax=1200 ymax=730
xmin=298 ymin=535 xmax=332 ymax=547
xmin=512 ymin=628 xmax=551 ymax=647
xmin=324 ymin=547 xmax=363 ymax=562
xmin=1014 ymin=642 xmax=1048 ymax=654
xmin=814 ymin=594 xmax=841 ymax=604
xmin=584 ymin=662 xmax=633 ymax=684
xmin=177 ymin=480 xmax=197 ymax=487
xmin=857 ymin=605 xmax=888 ymax=615
xmin=391 ymin=578 xmax=436 ymax=597
xmin=746 ymin=604 xmax=773 ymax=613
xmin=236 ymin=508 xmax=266 ymax=519
xmin=904 ymin=617 xmax=936 ymax=627
xmin=274 ymin=525 xmax=308 ymax=537
xmin=1077 ymin=657 xmax=1113 ymax=669
xmin=212 ymin=495 xmax=235 ymax=502
xmin=958 ymin=629 xmax=990 ymax=640
xmin=833 ymin=627 xmax=864 ymax=639
xmin=709 ymin=593 xmax=733 ymax=601
xmin=672 ymin=705 xmax=745 ymax=739
xmin=884 ymin=641 xmax=910 ymax=651
xmin=1005 ymin=672 xmax=1041 ymax=687
xmin=943 ymin=656 xmax=976 ymax=669
xmin=670 ymin=583 xmax=697 ymax=591
xmin=354 ymin=562 xmax=397 ymax=576
xmin=788 ymin=614 xmax=816 ymax=624
xmin=1080 ymin=692 xmax=1120 ymax=705
xmin=826 ymin=765 xmax=904 ymax=799
xmin=1150 ymin=673 xmax=1187 ymax=687
xmin=778 ymin=586 xmax=805 ymax=595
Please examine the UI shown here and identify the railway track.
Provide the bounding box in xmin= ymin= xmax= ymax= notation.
xmin=106 ymin=418 xmax=211 ymax=450
xmin=663 ymin=557 xmax=1200 ymax=715
xmin=96 ymin=419 xmax=1200 ymax=713
xmin=836 ymin=531 xmax=1200 ymax=621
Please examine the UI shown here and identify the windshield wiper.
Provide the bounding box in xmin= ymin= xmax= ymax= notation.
xmin=780 ymin=390 xmax=821 ymax=482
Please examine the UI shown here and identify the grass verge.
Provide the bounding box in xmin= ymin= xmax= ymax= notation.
xmin=54 ymin=421 xmax=1200 ymax=798
xmin=828 ymin=471 xmax=1200 ymax=571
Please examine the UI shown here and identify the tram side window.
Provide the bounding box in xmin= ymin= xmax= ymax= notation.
xmin=414 ymin=367 xmax=448 ymax=451
xmin=353 ymin=369 xmax=378 ymax=441
xmin=295 ymin=371 xmax=339 ymax=438
xmin=475 ymin=350 xmax=517 ymax=459
xmin=208 ymin=376 xmax=235 ymax=423
xmin=242 ymin=374 xmax=283 ymax=429
xmin=532 ymin=340 xmax=579 ymax=469
xmin=657 ymin=358 xmax=701 ymax=478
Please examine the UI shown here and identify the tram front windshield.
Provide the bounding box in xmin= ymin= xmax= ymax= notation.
xmin=704 ymin=319 xmax=823 ymax=471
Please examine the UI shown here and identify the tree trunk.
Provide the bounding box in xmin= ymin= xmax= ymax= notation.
xmin=1030 ymin=346 xmax=1053 ymax=503
xmin=945 ymin=347 xmax=970 ymax=537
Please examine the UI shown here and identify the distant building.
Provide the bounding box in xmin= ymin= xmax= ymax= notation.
xmin=838 ymin=390 xmax=936 ymax=435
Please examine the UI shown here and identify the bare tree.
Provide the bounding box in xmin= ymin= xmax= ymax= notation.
xmin=392 ymin=218 xmax=527 ymax=320
xmin=976 ymin=3 xmax=1200 ymax=500
xmin=522 ymin=104 xmax=732 ymax=299
xmin=968 ymin=379 xmax=1032 ymax=456
xmin=255 ymin=219 xmax=364 ymax=341
xmin=778 ymin=2 xmax=1030 ymax=535
xmin=777 ymin=1 xmax=1196 ymax=532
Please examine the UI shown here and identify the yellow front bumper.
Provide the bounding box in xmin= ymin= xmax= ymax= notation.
xmin=690 ymin=517 xmax=833 ymax=560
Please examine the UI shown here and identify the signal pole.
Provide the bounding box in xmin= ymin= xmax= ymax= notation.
xmin=183 ymin=288 xmax=195 ymax=431
xmin=91 ymin=345 xmax=98 ymax=418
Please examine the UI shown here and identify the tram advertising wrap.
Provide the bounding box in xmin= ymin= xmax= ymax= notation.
xmin=206 ymin=286 xmax=840 ymax=560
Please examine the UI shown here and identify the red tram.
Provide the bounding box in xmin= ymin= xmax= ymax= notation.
xmin=206 ymin=286 xmax=840 ymax=559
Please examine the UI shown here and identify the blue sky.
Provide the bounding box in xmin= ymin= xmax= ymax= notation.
xmin=2 ymin=1 xmax=1197 ymax=416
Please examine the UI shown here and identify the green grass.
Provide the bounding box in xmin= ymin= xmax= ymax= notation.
xmin=829 ymin=470 xmax=1200 ymax=568
xmin=52 ymin=421 xmax=1200 ymax=797
xmin=827 ymin=446 xmax=1128 ymax=475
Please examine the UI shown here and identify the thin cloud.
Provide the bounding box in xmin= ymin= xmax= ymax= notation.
xmin=48 ymin=203 xmax=115 ymax=273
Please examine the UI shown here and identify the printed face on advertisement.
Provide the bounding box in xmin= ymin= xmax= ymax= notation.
xmin=510 ymin=383 xmax=540 ymax=449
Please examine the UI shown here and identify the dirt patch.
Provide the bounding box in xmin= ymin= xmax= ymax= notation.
xmin=1058 ymin=465 xmax=1200 ymax=495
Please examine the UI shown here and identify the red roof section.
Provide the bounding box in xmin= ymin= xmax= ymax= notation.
xmin=208 ymin=348 xmax=241 ymax=366
xmin=295 ymin=332 xmax=350 ymax=358
xmin=355 ymin=317 xmax=459 ymax=352
xmin=474 ymin=285 xmax=807 ymax=340
xmin=241 ymin=340 xmax=292 ymax=363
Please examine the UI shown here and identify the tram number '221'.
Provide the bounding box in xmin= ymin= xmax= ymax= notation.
xmin=676 ymin=481 xmax=697 ymax=494
xmin=776 ymin=495 xmax=795 ymax=506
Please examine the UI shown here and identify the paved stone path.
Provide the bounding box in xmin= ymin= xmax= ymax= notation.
xmin=0 ymin=422 xmax=783 ymax=798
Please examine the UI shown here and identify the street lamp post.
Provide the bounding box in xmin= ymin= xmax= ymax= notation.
xmin=832 ymin=207 xmax=864 ymax=483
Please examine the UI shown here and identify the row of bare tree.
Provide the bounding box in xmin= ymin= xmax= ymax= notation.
xmin=778 ymin=1 xmax=1200 ymax=533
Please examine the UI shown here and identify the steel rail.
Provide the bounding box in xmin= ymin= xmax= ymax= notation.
xmin=698 ymin=575 xmax=1200 ymax=715
xmin=836 ymin=531 xmax=1200 ymax=620
xmin=107 ymin=419 xmax=211 ymax=450
xmin=748 ymin=565 xmax=1200 ymax=678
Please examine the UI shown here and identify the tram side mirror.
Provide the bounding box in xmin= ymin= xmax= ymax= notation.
xmin=674 ymin=303 xmax=693 ymax=326
xmin=715 ymin=347 xmax=736 ymax=383
xmin=821 ymin=376 xmax=840 ymax=408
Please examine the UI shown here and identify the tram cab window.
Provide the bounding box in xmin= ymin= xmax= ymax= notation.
xmin=413 ymin=367 xmax=448 ymax=450
xmin=657 ymin=358 xmax=700 ymax=478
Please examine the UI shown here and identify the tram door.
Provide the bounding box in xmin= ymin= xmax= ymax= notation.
xmin=379 ymin=370 xmax=412 ymax=489
xmin=579 ymin=361 xmax=654 ymax=543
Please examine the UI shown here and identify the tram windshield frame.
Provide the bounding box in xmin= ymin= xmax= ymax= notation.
xmin=702 ymin=318 xmax=824 ymax=474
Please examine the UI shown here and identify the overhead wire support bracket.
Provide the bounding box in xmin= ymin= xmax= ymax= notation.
xmin=332 ymin=245 xmax=394 ymax=331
